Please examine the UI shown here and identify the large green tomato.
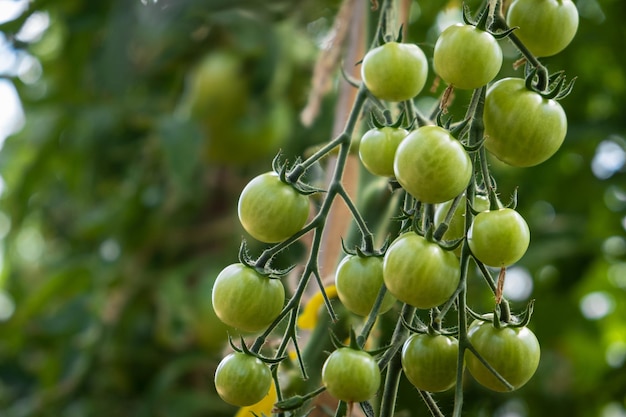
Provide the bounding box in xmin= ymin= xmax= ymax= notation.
xmin=238 ymin=172 xmax=310 ymax=243
xmin=507 ymin=0 xmax=579 ymax=57
xmin=212 ymin=263 xmax=285 ymax=333
xmin=383 ymin=232 xmax=460 ymax=309
xmin=483 ymin=78 xmax=567 ymax=167
xmin=435 ymin=194 xmax=490 ymax=256
xmin=433 ymin=24 xmax=502 ymax=90
xmin=361 ymin=42 xmax=428 ymax=102
xmin=322 ymin=348 xmax=381 ymax=402
xmin=335 ymin=255 xmax=397 ymax=317
xmin=214 ymin=352 xmax=273 ymax=406
xmin=359 ymin=127 xmax=408 ymax=177
xmin=466 ymin=319 xmax=540 ymax=392
xmin=401 ymin=333 xmax=459 ymax=392
xmin=468 ymin=208 xmax=530 ymax=268
xmin=394 ymin=125 xmax=472 ymax=204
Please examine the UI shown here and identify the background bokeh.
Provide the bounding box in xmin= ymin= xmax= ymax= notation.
xmin=0 ymin=0 xmax=625 ymax=416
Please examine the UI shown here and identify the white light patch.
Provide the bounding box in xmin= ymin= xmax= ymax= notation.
xmin=503 ymin=266 xmax=534 ymax=302
xmin=580 ymin=291 xmax=614 ymax=320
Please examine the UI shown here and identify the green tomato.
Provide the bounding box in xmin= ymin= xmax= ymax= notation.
xmin=466 ymin=319 xmax=540 ymax=392
xmin=212 ymin=263 xmax=285 ymax=333
xmin=322 ymin=347 xmax=381 ymax=402
xmin=401 ymin=333 xmax=459 ymax=392
xmin=507 ymin=0 xmax=579 ymax=57
xmin=383 ymin=232 xmax=460 ymax=309
xmin=394 ymin=125 xmax=472 ymax=204
xmin=468 ymin=208 xmax=530 ymax=268
xmin=238 ymin=172 xmax=310 ymax=243
xmin=359 ymin=127 xmax=409 ymax=177
xmin=361 ymin=42 xmax=429 ymax=102
xmin=214 ymin=352 xmax=272 ymax=406
xmin=434 ymin=194 xmax=490 ymax=256
xmin=483 ymin=78 xmax=567 ymax=167
xmin=335 ymin=255 xmax=397 ymax=317
xmin=433 ymin=24 xmax=503 ymax=89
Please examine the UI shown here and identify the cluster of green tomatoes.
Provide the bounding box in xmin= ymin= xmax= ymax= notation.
xmin=210 ymin=0 xmax=578 ymax=414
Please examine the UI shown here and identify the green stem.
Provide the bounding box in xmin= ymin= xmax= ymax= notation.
xmin=378 ymin=349 xmax=404 ymax=417
xmin=337 ymin=185 xmax=375 ymax=253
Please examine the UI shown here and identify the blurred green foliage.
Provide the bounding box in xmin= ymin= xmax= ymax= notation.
xmin=0 ymin=0 xmax=625 ymax=416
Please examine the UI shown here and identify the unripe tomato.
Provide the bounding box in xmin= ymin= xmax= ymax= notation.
xmin=359 ymin=127 xmax=408 ymax=177
xmin=483 ymin=78 xmax=567 ymax=167
xmin=468 ymin=208 xmax=530 ymax=268
xmin=238 ymin=172 xmax=310 ymax=243
xmin=402 ymin=333 xmax=459 ymax=392
xmin=214 ymin=352 xmax=273 ymax=406
xmin=394 ymin=126 xmax=472 ymax=204
xmin=335 ymin=255 xmax=397 ymax=317
xmin=383 ymin=232 xmax=460 ymax=309
xmin=434 ymin=194 xmax=490 ymax=256
xmin=507 ymin=0 xmax=579 ymax=57
xmin=466 ymin=319 xmax=540 ymax=392
xmin=433 ymin=24 xmax=503 ymax=90
xmin=322 ymin=348 xmax=381 ymax=402
xmin=212 ymin=263 xmax=285 ymax=332
xmin=361 ymin=42 xmax=428 ymax=102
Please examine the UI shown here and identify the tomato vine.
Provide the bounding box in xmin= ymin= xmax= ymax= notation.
xmin=211 ymin=0 xmax=578 ymax=416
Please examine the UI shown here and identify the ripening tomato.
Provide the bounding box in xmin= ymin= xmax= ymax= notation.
xmin=394 ymin=125 xmax=472 ymax=204
xmin=214 ymin=352 xmax=273 ymax=406
xmin=507 ymin=0 xmax=579 ymax=57
xmin=466 ymin=319 xmax=540 ymax=392
xmin=434 ymin=194 xmax=490 ymax=256
xmin=212 ymin=263 xmax=285 ymax=332
xmin=467 ymin=208 xmax=530 ymax=268
xmin=361 ymin=42 xmax=429 ymax=102
xmin=433 ymin=24 xmax=503 ymax=89
xmin=335 ymin=255 xmax=397 ymax=317
xmin=402 ymin=333 xmax=459 ymax=392
xmin=383 ymin=232 xmax=460 ymax=309
xmin=238 ymin=172 xmax=310 ymax=243
xmin=483 ymin=78 xmax=567 ymax=167
xmin=322 ymin=347 xmax=381 ymax=402
xmin=359 ymin=127 xmax=409 ymax=177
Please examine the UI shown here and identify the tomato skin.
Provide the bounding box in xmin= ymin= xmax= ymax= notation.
xmin=383 ymin=232 xmax=460 ymax=309
xmin=434 ymin=194 xmax=490 ymax=256
xmin=394 ymin=125 xmax=472 ymax=204
xmin=359 ymin=127 xmax=408 ymax=177
xmin=335 ymin=255 xmax=397 ymax=317
xmin=361 ymin=42 xmax=428 ymax=102
xmin=433 ymin=24 xmax=502 ymax=90
xmin=467 ymin=208 xmax=530 ymax=268
xmin=507 ymin=0 xmax=579 ymax=57
xmin=483 ymin=78 xmax=567 ymax=167
xmin=214 ymin=352 xmax=273 ymax=406
xmin=322 ymin=348 xmax=381 ymax=402
xmin=466 ymin=319 xmax=540 ymax=392
xmin=238 ymin=172 xmax=310 ymax=243
xmin=212 ymin=263 xmax=285 ymax=333
xmin=402 ymin=333 xmax=459 ymax=392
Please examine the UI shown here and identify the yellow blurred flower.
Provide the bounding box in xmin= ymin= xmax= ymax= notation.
xmin=297 ymin=285 xmax=338 ymax=330
xmin=234 ymin=381 xmax=277 ymax=417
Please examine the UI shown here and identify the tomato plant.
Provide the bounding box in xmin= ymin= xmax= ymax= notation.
xmin=359 ymin=126 xmax=408 ymax=177
xmin=214 ymin=352 xmax=273 ymax=406
xmin=507 ymin=0 xmax=579 ymax=57
xmin=394 ymin=125 xmax=472 ymax=204
xmin=238 ymin=171 xmax=310 ymax=243
xmin=434 ymin=194 xmax=490 ymax=256
xmin=483 ymin=77 xmax=567 ymax=167
xmin=466 ymin=318 xmax=540 ymax=392
xmin=383 ymin=232 xmax=460 ymax=309
xmin=433 ymin=24 xmax=502 ymax=90
xmin=361 ymin=41 xmax=428 ymax=102
xmin=322 ymin=347 xmax=381 ymax=403
xmin=212 ymin=263 xmax=285 ymax=333
xmin=335 ymin=254 xmax=396 ymax=317
xmin=401 ymin=333 xmax=459 ymax=392
xmin=468 ymin=208 xmax=531 ymax=268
